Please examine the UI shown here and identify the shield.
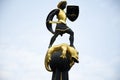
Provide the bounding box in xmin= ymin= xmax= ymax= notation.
xmin=66 ymin=5 xmax=79 ymax=21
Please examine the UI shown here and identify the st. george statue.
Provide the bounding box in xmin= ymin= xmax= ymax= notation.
xmin=45 ymin=0 xmax=79 ymax=80
xmin=46 ymin=0 xmax=79 ymax=48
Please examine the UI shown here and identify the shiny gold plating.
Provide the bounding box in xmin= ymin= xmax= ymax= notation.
xmin=49 ymin=9 xmax=67 ymax=24
xmin=44 ymin=43 xmax=79 ymax=72
xmin=58 ymin=9 xmax=66 ymax=22
xmin=57 ymin=0 xmax=66 ymax=8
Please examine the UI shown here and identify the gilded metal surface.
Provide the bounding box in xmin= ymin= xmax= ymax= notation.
xmin=57 ymin=9 xmax=66 ymax=23
xmin=49 ymin=1 xmax=67 ymax=25
xmin=57 ymin=0 xmax=66 ymax=8
xmin=44 ymin=43 xmax=79 ymax=72
xmin=49 ymin=8 xmax=67 ymax=24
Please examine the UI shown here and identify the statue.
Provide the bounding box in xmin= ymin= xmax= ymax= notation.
xmin=46 ymin=0 xmax=79 ymax=48
xmin=44 ymin=0 xmax=79 ymax=80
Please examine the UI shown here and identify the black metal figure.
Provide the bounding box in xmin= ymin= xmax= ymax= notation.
xmin=45 ymin=1 xmax=79 ymax=80
xmin=46 ymin=0 xmax=79 ymax=48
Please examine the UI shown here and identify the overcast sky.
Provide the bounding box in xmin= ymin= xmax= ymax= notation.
xmin=0 ymin=0 xmax=120 ymax=80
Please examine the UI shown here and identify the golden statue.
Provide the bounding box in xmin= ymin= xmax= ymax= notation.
xmin=46 ymin=0 xmax=79 ymax=48
xmin=44 ymin=0 xmax=79 ymax=80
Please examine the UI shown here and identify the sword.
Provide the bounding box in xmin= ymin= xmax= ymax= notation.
xmin=49 ymin=20 xmax=66 ymax=24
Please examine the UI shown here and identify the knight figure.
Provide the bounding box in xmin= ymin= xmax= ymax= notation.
xmin=46 ymin=0 xmax=79 ymax=48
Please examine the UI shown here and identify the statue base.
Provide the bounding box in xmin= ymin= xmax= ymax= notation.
xmin=45 ymin=43 xmax=79 ymax=80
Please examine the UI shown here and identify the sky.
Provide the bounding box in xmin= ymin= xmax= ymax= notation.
xmin=0 ymin=0 xmax=120 ymax=80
